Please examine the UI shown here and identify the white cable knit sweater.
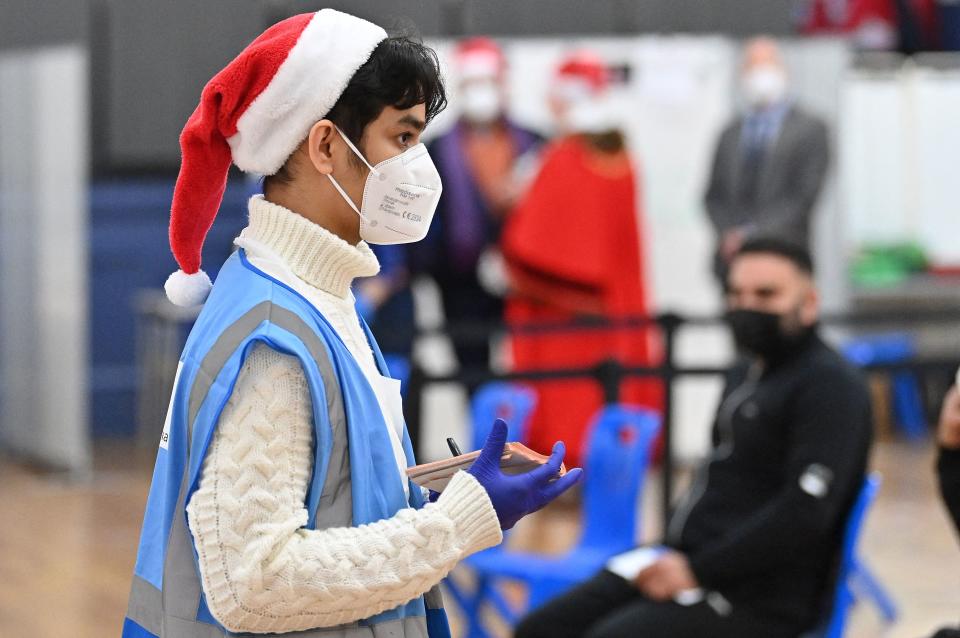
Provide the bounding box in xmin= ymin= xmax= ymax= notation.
xmin=185 ymin=196 xmax=502 ymax=634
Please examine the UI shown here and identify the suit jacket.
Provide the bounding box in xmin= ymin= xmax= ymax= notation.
xmin=704 ymin=104 xmax=830 ymax=252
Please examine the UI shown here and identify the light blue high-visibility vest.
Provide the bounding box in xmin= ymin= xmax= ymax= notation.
xmin=123 ymin=249 xmax=450 ymax=638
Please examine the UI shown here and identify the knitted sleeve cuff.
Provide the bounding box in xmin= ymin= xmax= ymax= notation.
xmin=433 ymin=471 xmax=503 ymax=556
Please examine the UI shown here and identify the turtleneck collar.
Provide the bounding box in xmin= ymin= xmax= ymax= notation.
xmin=238 ymin=195 xmax=379 ymax=298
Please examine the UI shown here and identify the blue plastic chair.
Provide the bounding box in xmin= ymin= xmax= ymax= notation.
xmin=469 ymin=381 xmax=538 ymax=451
xmin=842 ymin=333 xmax=926 ymax=440
xmin=446 ymin=405 xmax=661 ymax=637
xmin=806 ymin=473 xmax=898 ymax=638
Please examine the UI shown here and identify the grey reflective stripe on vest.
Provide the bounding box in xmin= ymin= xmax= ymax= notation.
xmin=127 ymin=574 xmax=163 ymax=634
xmin=127 ymin=301 xmax=433 ymax=636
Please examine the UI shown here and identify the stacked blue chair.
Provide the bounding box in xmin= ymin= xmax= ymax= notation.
xmin=842 ymin=333 xmax=926 ymax=440
xmin=469 ymin=382 xmax=538 ymax=451
xmin=805 ymin=473 xmax=897 ymax=637
xmin=443 ymin=382 xmax=537 ymax=634
xmin=448 ymin=405 xmax=660 ymax=637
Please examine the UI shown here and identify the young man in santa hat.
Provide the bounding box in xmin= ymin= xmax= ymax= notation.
xmin=501 ymin=51 xmax=661 ymax=469
xmin=122 ymin=10 xmax=580 ymax=638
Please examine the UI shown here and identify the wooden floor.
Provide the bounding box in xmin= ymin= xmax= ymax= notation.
xmin=1 ymin=440 xmax=957 ymax=638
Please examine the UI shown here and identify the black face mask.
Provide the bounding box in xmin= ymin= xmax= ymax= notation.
xmin=726 ymin=308 xmax=810 ymax=360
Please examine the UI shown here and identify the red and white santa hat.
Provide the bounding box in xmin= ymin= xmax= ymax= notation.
xmin=551 ymin=50 xmax=610 ymax=103
xmin=164 ymin=9 xmax=387 ymax=306
xmin=453 ymin=37 xmax=506 ymax=82
xmin=551 ymin=51 xmax=623 ymax=134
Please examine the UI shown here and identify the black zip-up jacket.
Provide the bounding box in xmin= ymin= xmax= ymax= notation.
xmin=666 ymin=331 xmax=873 ymax=631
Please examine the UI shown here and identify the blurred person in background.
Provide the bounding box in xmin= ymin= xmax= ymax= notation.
xmin=930 ymin=375 xmax=960 ymax=638
xmin=941 ymin=0 xmax=960 ymax=50
xmin=411 ymin=37 xmax=542 ymax=385
xmin=516 ymin=238 xmax=873 ymax=638
xmin=501 ymin=51 xmax=661 ymax=469
xmin=704 ymin=37 xmax=830 ymax=286
xmin=795 ymin=0 xmax=941 ymax=52
xmin=795 ymin=0 xmax=898 ymax=48
xmin=122 ymin=10 xmax=582 ymax=638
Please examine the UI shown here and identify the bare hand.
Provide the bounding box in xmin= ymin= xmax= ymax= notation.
xmin=633 ymin=550 xmax=699 ymax=601
xmin=939 ymin=385 xmax=960 ymax=449
xmin=486 ymin=176 xmax=524 ymax=215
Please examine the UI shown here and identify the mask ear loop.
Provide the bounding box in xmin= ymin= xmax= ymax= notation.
xmin=326 ymin=173 xmax=361 ymax=215
xmin=325 ymin=125 xmax=379 ymax=216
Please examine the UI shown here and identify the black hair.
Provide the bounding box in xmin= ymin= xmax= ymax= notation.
xmin=265 ymin=34 xmax=446 ymax=187
xmin=584 ymin=130 xmax=626 ymax=153
xmin=733 ymin=236 xmax=814 ymax=275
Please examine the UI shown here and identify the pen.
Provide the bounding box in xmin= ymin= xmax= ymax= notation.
xmin=446 ymin=437 xmax=462 ymax=457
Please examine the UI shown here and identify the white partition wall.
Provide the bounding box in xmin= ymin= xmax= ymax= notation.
xmin=841 ymin=59 xmax=960 ymax=265
xmin=0 ymin=46 xmax=91 ymax=474
xmin=913 ymin=66 xmax=960 ymax=265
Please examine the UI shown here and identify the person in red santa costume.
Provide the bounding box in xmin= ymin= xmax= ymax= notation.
xmin=501 ymin=51 xmax=662 ymax=469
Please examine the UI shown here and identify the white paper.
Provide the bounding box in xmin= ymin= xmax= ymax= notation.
xmin=606 ymin=546 xmax=705 ymax=606
xmin=606 ymin=546 xmax=665 ymax=580
xmin=371 ymin=373 xmax=409 ymax=497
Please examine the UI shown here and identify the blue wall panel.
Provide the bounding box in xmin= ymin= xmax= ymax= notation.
xmin=90 ymin=178 xmax=252 ymax=437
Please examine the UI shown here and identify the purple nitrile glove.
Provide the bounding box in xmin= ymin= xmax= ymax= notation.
xmin=467 ymin=418 xmax=583 ymax=530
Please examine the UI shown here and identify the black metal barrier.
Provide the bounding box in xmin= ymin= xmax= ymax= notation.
xmin=405 ymin=309 xmax=960 ymax=535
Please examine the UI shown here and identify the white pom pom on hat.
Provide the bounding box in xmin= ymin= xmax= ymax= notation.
xmin=164 ymin=269 xmax=213 ymax=308
xmin=164 ymin=9 xmax=387 ymax=306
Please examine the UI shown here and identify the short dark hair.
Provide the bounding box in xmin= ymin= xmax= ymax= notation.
xmin=733 ymin=236 xmax=814 ymax=275
xmin=266 ymin=34 xmax=446 ymax=185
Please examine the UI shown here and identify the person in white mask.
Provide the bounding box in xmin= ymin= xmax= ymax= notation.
xmin=127 ymin=12 xmax=581 ymax=638
xmin=703 ymin=36 xmax=830 ymax=288
xmin=409 ymin=37 xmax=542 ymax=389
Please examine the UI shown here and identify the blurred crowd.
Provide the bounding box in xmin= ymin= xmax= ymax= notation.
xmin=795 ymin=0 xmax=960 ymax=52
xmin=358 ymin=35 xmax=832 ymax=468
xmin=349 ymin=34 xmax=960 ymax=636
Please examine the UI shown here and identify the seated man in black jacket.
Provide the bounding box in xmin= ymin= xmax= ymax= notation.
xmin=937 ymin=378 xmax=960 ymax=543
xmin=516 ymin=238 xmax=873 ymax=638
xmin=931 ymin=377 xmax=960 ymax=638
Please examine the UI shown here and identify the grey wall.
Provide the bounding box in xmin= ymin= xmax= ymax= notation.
xmin=103 ymin=0 xmax=265 ymax=167
xmin=1 ymin=0 xmax=801 ymax=171
xmin=0 ymin=0 xmax=90 ymax=49
xmin=465 ymin=0 xmax=795 ymax=36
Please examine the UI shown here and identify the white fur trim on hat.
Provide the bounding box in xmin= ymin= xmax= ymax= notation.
xmin=227 ymin=9 xmax=388 ymax=175
xmin=165 ymin=269 xmax=213 ymax=307
xmin=458 ymin=51 xmax=502 ymax=81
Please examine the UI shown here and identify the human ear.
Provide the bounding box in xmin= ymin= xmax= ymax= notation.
xmin=801 ymin=284 xmax=819 ymax=325
xmin=306 ymin=119 xmax=337 ymax=176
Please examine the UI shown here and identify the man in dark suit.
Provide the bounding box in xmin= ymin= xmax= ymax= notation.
xmin=705 ymin=37 xmax=830 ymax=284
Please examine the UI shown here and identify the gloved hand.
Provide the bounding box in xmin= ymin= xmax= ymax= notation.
xmin=467 ymin=418 xmax=582 ymax=530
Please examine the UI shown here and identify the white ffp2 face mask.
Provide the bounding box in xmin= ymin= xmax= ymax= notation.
xmin=742 ymin=65 xmax=788 ymax=108
xmin=460 ymin=81 xmax=502 ymax=124
xmin=327 ymin=126 xmax=443 ymax=245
